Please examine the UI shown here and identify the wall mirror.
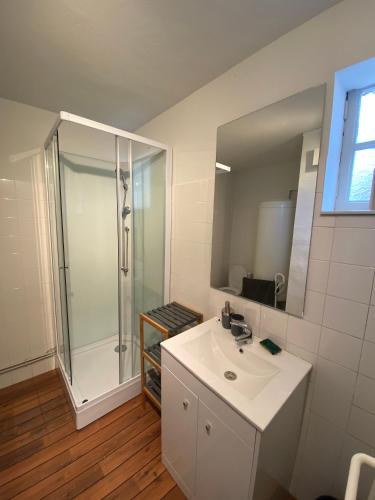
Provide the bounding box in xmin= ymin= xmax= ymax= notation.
xmin=211 ymin=85 xmax=326 ymax=317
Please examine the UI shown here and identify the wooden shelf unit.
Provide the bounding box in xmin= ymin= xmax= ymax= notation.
xmin=140 ymin=302 xmax=203 ymax=410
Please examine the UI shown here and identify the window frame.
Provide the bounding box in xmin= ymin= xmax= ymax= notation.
xmin=336 ymin=83 xmax=375 ymax=211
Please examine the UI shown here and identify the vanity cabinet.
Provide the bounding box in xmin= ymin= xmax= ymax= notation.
xmin=162 ymin=348 xmax=307 ymax=500
xmin=196 ymin=400 xmax=253 ymax=500
xmin=162 ymin=364 xmax=198 ymax=494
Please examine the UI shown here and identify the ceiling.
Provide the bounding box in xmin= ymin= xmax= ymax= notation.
xmin=216 ymin=85 xmax=326 ymax=171
xmin=0 ymin=0 xmax=340 ymax=131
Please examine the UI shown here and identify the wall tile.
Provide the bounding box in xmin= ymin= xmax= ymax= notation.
xmin=335 ymin=215 xmax=375 ymax=228
xmin=295 ymin=413 xmax=345 ymax=499
xmin=319 ymin=327 xmax=362 ymax=371
xmin=0 ymin=198 xmax=17 ymax=218
xmin=310 ymin=227 xmax=333 ymax=261
xmin=348 ymin=406 xmax=375 ymax=449
xmin=312 ymin=357 xmax=356 ymax=428
xmin=0 ymin=217 xmax=18 ymax=237
xmin=0 ymin=178 xmax=16 ymax=198
xmin=327 ymin=262 xmax=374 ymax=304
xmin=287 ymin=317 xmax=321 ymax=353
xmin=237 ymin=300 xmax=261 ymax=338
xmin=323 ymin=295 xmax=368 ymax=338
xmin=173 ymin=150 xmax=214 ymax=184
xmin=365 ymin=306 xmax=375 ymax=343
xmin=331 ymin=228 xmax=375 ymax=267
xmin=0 ymin=148 xmax=53 ymax=373
xmin=354 ymin=375 xmax=375 ymax=415
xmin=359 ymin=341 xmax=375 ymax=380
xmin=286 ymin=343 xmax=317 ymax=384
xmin=260 ymin=306 xmax=288 ymax=342
xmin=306 ymin=259 xmax=329 ymax=293
xmin=303 ymin=290 xmax=325 ymax=324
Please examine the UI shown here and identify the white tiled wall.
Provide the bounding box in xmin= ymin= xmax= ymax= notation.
xmin=0 ymin=98 xmax=56 ymax=387
xmin=138 ymin=0 xmax=375 ymax=496
xmin=169 ymin=160 xmax=375 ymax=498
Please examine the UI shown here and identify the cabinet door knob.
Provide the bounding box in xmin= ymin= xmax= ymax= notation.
xmin=182 ymin=399 xmax=189 ymax=410
xmin=205 ymin=422 xmax=212 ymax=435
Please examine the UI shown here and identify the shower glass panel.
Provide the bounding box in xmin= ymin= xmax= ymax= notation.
xmin=57 ymin=121 xmax=119 ymax=402
xmin=46 ymin=134 xmax=72 ymax=382
xmin=131 ymin=141 xmax=166 ymax=378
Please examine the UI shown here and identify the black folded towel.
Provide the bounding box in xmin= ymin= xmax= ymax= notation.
xmin=241 ymin=277 xmax=275 ymax=307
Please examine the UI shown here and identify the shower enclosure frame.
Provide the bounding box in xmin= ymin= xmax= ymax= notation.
xmin=44 ymin=111 xmax=172 ymax=428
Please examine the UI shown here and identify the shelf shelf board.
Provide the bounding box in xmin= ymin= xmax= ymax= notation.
xmin=143 ymin=351 xmax=161 ymax=371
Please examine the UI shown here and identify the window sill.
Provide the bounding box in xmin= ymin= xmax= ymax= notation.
xmin=320 ymin=210 xmax=375 ymax=215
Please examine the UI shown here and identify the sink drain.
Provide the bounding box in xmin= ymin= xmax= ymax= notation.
xmin=224 ymin=370 xmax=237 ymax=381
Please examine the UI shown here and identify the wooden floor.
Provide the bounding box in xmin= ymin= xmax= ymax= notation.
xmin=0 ymin=370 xmax=184 ymax=499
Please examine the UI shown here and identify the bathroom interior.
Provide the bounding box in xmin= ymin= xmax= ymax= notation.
xmin=0 ymin=1 xmax=374 ymax=499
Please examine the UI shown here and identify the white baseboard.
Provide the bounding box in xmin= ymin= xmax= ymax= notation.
xmin=0 ymin=356 xmax=56 ymax=389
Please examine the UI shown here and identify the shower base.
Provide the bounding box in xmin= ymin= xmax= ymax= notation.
xmin=57 ymin=335 xmax=141 ymax=429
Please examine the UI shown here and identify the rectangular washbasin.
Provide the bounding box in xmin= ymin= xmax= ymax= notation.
xmin=182 ymin=328 xmax=279 ymax=400
xmin=161 ymin=317 xmax=312 ymax=431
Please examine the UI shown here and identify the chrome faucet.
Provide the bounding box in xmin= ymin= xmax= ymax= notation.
xmin=230 ymin=318 xmax=253 ymax=346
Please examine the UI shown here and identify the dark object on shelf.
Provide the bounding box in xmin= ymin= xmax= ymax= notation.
xmin=140 ymin=301 xmax=203 ymax=410
xmin=241 ymin=277 xmax=275 ymax=307
xmin=147 ymin=368 xmax=161 ymax=399
xmin=145 ymin=342 xmax=162 ymax=364
xmin=145 ymin=380 xmax=161 ymax=402
xmin=260 ymin=338 xmax=282 ymax=355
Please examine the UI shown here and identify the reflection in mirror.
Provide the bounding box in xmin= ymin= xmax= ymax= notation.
xmin=211 ymin=85 xmax=326 ymax=317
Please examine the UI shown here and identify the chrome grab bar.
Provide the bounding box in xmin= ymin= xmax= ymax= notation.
xmin=121 ymin=226 xmax=129 ymax=275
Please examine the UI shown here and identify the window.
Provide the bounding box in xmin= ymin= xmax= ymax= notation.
xmin=336 ymin=85 xmax=375 ymax=210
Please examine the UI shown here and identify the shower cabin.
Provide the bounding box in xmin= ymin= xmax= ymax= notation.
xmin=44 ymin=112 xmax=171 ymax=428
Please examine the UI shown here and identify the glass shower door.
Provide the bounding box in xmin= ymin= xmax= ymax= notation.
xmin=56 ymin=122 xmax=120 ymax=401
xmin=131 ymin=141 xmax=166 ymax=379
xmin=46 ymin=133 xmax=72 ymax=382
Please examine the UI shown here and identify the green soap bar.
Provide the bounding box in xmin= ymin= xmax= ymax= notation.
xmin=260 ymin=338 xmax=282 ymax=355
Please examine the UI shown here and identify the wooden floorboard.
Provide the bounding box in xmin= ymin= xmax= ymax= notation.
xmin=0 ymin=370 xmax=185 ymax=499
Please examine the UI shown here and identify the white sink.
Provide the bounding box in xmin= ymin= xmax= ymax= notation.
xmin=182 ymin=327 xmax=279 ymax=399
xmin=161 ymin=317 xmax=312 ymax=431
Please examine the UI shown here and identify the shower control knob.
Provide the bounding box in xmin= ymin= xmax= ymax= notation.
xmin=182 ymin=399 xmax=189 ymax=410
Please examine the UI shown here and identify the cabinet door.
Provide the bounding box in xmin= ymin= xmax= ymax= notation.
xmin=162 ymin=366 xmax=198 ymax=496
xmin=195 ymin=400 xmax=253 ymax=500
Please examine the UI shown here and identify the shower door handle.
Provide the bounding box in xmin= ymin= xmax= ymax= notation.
xmin=121 ymin=226 xmax=129 ymax=275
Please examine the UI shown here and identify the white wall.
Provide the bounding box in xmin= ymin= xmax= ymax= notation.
xmin=138 ymin=0 xmax=375 ymax=497
xmin=0 ymin=98 xmax=57 ymax=386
